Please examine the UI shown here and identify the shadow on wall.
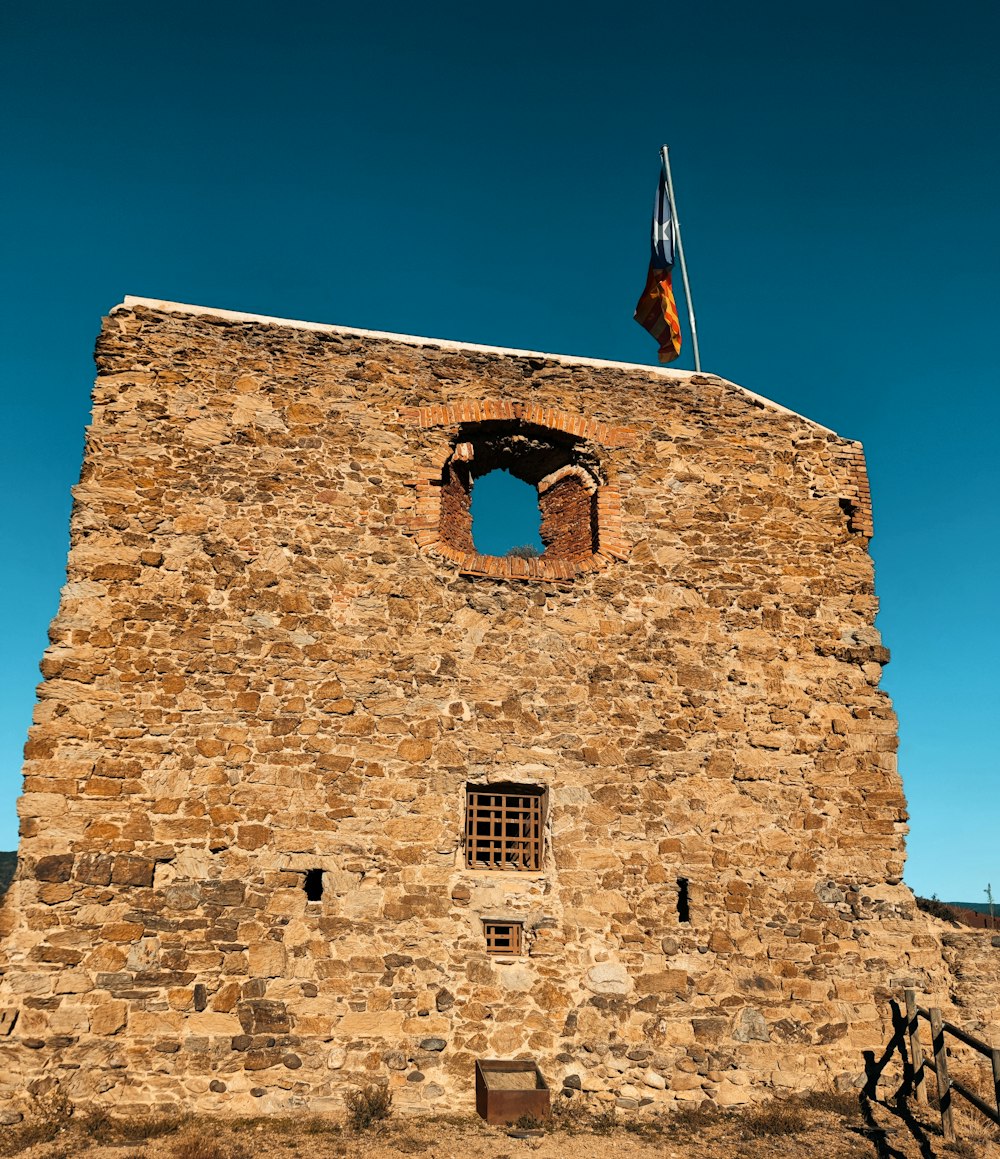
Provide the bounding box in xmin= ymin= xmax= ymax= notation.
xmin=0 ymin=852 xmax=16 ymax=899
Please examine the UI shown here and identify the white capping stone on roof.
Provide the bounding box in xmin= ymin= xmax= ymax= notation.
xmin=116 ymin=296 xmax=836 ymax=435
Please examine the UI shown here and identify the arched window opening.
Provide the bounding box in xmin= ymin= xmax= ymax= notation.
xmin=470 ymin=469 xmax=544 ymax=558
xmin=438 ymin=422 xmax=602 ymax=567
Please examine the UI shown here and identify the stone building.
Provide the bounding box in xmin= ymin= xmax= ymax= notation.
xmin=0 ymin=297 xmax=991 ymax=1117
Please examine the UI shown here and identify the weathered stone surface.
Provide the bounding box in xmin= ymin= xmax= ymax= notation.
xmin=715 ymin=1080 xmax=753 ymax=1106
xmin=339 ymin=1012 xmax=405 ymax=1036
xmin=110 ymin=857 xmax=153 ymax=888
xmin=34 ymin=855 xmax=74 ymax=883
xmin=236 ymin=1001 xmax=290 ymax=1036
xmin=732 ymin=1007 xmax=770 ymax=1043
xmin=584 ymin=963 xmax=630 ymax=996
xmin=0 ymin=300 xmax=989 ymax=1116
xmin=89 ymin=1001 xmax=126 ymax=1036
xmin=249 ymin=943 xmax=288 ymax=978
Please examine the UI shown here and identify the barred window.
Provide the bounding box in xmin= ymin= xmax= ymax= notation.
xmin=465 ymin=783 xmax=545 ymax=871
xmin=483 ymin=920 xmax=523 ymax=955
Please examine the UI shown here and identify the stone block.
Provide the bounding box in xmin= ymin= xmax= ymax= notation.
xmin=584 ymin=963 xmax=630 ymax=995
xmin=248 ymin=943 xmax=288 ymax=978
xmin=337 ymin=1012 xmax=405 ymax=1036
xmin=111 ymin=857 xmax=154 ymax=888
xmin=200 ymin=880 xmax=245 ymax=907
xmin=90 ymin=1001 xmax=127 ymax=1036
xmin=635 ymin=971 xmax=690 ymax=997
xmin=732 ymin=1007 xmax=770 ymax=1043
xmin=186 ymin=1012 xmax=243 ymax=1036
xmin=692 ymin=1017 xmax=728 ymax=1043
xmin=715 ymin=1079 xmax=753 ymax=1106
xmin=34 ymin=854 xmax=74 ymax=882
xmin=670 ymin=1072 xmax=706 ymax=1092
xmin=75 ymin=853 xmax=113 ymax=885
xmin=236 ymin=1001 xmax=291 ymax=1036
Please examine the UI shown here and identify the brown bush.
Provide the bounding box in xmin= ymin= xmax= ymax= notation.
xmin=170 ymin=1132 xmax=247 ymax=1159
xmin=83 ymin=1110 xmax=188 ymax=1144
xmin=344 ymin=1084 xmax=393 ymax=1132
xmin=0 ymin=1092 xmax=73 ymax=1156
xmin=738 ymin=1098 xmax=811 ymax=1138
xmin=797 ymin=1089 xmax=860 ymax=1116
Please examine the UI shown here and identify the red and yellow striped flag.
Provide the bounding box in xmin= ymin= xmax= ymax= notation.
xmin=634 ymin=167 xmax=682 ymax=364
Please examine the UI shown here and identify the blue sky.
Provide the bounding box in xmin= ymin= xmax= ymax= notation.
xmin=0 ymin=1 xmax=996 ymax=899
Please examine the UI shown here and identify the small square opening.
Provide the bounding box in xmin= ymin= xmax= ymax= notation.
xmin=483 ymin=920 xmax=523 ymax=955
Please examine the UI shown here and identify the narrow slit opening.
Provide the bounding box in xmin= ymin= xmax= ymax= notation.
xmin=677 ymin=877 xmax=690 ymax=923
xmin=304 ymin=868 xmax=324 ymax=902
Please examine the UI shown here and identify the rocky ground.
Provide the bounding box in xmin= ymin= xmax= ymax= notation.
xmin=1 ymin=1091 xmax=997 ymax=1159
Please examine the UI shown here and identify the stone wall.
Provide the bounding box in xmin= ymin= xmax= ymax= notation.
xmin=940 ymin=928 xmax=1000 ymax=1040
xmin=0 ymin=299 xmax=979 ymax=1118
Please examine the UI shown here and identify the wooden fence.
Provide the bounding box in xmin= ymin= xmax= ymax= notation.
xmin=903 ymin=988 xmax=1000 ymax=1142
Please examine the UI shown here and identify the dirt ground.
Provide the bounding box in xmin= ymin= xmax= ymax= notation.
xmin=1 ymin=1091 xmax=998 ymax=1159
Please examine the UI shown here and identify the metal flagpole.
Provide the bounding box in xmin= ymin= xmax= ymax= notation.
xmin=660 ymin=145 xmax=701 ymax=372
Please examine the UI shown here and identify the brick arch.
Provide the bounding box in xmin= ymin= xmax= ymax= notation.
xmin=401 ymin=402 xmax=634 ymax=581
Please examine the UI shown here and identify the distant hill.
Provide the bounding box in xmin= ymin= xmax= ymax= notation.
xmin=943 ymin=901 xmax=999 ymax=930
xmin=916 ymin=895 xmax=998 ymax=930
xmin=0 ymin=852 xmax=15 ymax=898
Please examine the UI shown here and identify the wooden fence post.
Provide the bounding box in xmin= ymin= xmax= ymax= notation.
xmin=904 ymin=989 xmax=928 ymax=1105
xmin=929 ymin=1006 xmax=955 ymax=1141
xmin=991 ymin=1047 xmax=1000 ymax=1123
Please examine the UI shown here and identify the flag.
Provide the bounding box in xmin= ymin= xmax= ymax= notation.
xmin=634 ymin=166 xmax=682 ymax=364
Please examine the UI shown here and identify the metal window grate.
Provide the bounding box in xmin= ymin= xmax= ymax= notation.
xmin=465 ymin=784 xmax=544 ymax=871
xmin=483 ymin=920 xmax=523 ymax=955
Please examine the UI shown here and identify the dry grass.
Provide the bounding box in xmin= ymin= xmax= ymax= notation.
xmin=0 ymin=1104 xmax=225 ymax=1159
xmin=169 ymin=1132 xmax=248 ymax=1159
xmin=652 ymin=1100 xmax=722 ymax=1136
xmin=739 ymin=1100 xmax=810 ymax=1138
xmin=0 ymin=1086 xmax=997 ymax=1159
xmin=81 ymin=1110 xmax=189 ymax=1144
xmin=798 ymin=1089 xmax=861 ymax=1115
xmin=343 ymin=1084 xmax=393 ymax=1133
xmin=0 ymin=1092 xmax=73 ymax=1156
xmin=389 ymin=1134 xmax=432 ymax=1154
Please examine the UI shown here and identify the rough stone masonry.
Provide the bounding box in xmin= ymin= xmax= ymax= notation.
xmin=0 ymin=298 xmax=994 ymax=1118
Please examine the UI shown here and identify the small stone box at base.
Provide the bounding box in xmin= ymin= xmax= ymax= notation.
xmin=475 ymin=1059 xmax=551 ymax=1126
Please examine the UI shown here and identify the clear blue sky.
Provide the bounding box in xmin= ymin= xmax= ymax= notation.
xmin=1 ymin=1 xmax=996 ymax=899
